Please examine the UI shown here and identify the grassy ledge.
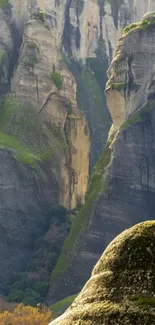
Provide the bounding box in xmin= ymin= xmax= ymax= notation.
xmin=51 ymin=294 xmax=78 ymax=317
xmin=0 ymin=132 xmax=41 ymax=167
xmin=123 ymin=15 xmax=155 ymax=35
xmin=120 ymin=101 xmax=155 ymax=131
xmin=50 ymin=142 xmax=112 ymax=281
xmin=0 ymin=97 xmax=66 ymax=165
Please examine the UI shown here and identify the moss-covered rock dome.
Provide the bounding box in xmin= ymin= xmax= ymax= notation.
xmin=50 ymin=221 xmax=155 ymax=324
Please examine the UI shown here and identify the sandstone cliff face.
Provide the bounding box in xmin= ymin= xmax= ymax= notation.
xmin=50 ymin=221 xmax=155 ymax=325
xmin=48 ymin=13 xmax=155 ymax=303
xmin=0 ymin=1 xmax=90 ymax=211
xmin=0 ymin=0 xmax=154 ymax=167
xmin=31 ymin=0 xmax=155 ymax=166
xmin=0 ymin=0 xmax=154 ymax=301
xmin=106 ymin=11 xmax=155 ymax=133
xmin=40 ymin=0 xmax=155 ymax=60
xmin=0 ymin=0 xmax=90 ymax=292
xmin=11 ymin=16 xmax=90 ymax=209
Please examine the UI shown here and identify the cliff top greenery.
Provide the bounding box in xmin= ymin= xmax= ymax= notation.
xmin=0 ymin=0 xmax=8 ymax=9
xmin=123 ymin=14 xmax=155 ymax=35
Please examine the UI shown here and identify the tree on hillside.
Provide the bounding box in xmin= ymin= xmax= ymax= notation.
xmin=0 ymin=303 xmax=53 ymax=325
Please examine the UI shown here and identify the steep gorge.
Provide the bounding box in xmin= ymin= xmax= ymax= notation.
xmin=48 ymin=7 xmax=155 ymax=305
xmin=0 ymin=0 xmax=154 ymax=307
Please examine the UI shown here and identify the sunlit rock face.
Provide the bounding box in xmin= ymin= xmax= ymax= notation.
xmin=49 ymin=221 xmax=155 ymax=325
xmin=0 ymin=0 xmax=90 ymax=292
xmin=47 ymin=8 xmax=155 ymax=304
xmin=106 ymin=11 xmax=155 ymax=132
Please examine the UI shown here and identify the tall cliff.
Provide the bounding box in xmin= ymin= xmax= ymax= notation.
xmin=48 ymin=10 xmax=155 ymax=304
xmin=32 ymin=0 xmax=155 ymax=166
xmin=0 ymin=0 xmax=90 ymax=295
xmin=0 ymin=0 xmax=154 ymax=303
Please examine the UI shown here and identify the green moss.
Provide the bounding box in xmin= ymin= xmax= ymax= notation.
xmin=0 ymin=0 xmax=8 ymax=8
xmin=112 ymin=83 xmax=125 ymax=91
xmin=51 ymin=294 xmax=78 ymax=317
xmin=129 ymin=295 xmax=155 ymax=308
xmin=120 ymin=113 xmax=142 ymax=131
xmin=80 ymin=65 xmax=110 ymax=131
xmin=8 ymin=206 xmax=71 ymax=305
xmin=62 ymin=54 xmax=111 ymax=167
xmin=87 ymin=142 xmax=111 ymax=201
xmin=120 ymin=101 xmax=155 ymax=131
xmin=0 ymin=50 xmax=8 ymax=66
xmin=0 ymin=132 xmax=41 ymax=166
xmin=123 ymin=16 xmax=155 ymax=35
xmin=67 ymin=114 xmax=81 ymax=120
xmin=50 ymin=71 xmax=63 ymax=90
xmin=50 ymin=142 xmax=111 ymax=281
xmin=0 ymin=97 xmax=65 ymax=165
xmin=33 ymin=8 xmax=46 ymax=22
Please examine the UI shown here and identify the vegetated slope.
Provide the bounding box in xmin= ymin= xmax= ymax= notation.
xmin=0 ymin=0 xmax=153 ymax=305
xmin=48 ymin=12 xmax=155 ymax=304
xmin=0 ymin=0 xmax=90 ymax=301
xmin=50 ymin=221 xmax=155 ymax=325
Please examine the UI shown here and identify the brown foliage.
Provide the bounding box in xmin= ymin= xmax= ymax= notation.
xmin=0 ymin=303 xmax=53 ymax=325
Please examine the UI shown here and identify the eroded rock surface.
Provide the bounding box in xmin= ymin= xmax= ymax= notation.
xmin=50 ymin=221 xmax=155 ymax=325
xmin=48 ymin=12 xmax=155 ymax=303
xmin=106 ymin=11 xmax=155 ymax=132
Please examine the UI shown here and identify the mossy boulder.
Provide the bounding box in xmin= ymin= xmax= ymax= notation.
xmin=50 ymin=221 xmax=155 ymax=324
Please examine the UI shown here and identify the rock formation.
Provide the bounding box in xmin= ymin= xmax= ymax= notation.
xmin=50 ymin=221 xmax=155 ymax=325
xmin=0 ymin=0 xmax=154 ymax=302
xmin=48 ymin=11 xmax=155 ymax=303
xmin=0 ymin=0 xmax=90 ymax=293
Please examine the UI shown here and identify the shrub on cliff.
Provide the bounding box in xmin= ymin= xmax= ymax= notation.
xmin=50 ymin=72 xmax=63 ymax=90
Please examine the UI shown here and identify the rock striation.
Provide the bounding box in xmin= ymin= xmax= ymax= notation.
xmin=106 ymin=11 xmax=155 ymax=133
xmin=50 ymin=221 xmax=155 ymax=325
xmin=0 ymin=0 xmax=154 ymax=300
xmin=0 ymin=0 xmax=90 ymax=292
xmin=48 ymin=12 xmax=155 ymax=303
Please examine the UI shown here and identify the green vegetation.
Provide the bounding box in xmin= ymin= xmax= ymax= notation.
xmin=129 ymin=295 xmax=155 ymax=308
xmin=0 ymin=0 xmax=8 ymax=9
xmin=120 ymin=113 xmax=142 ymax=131
xmin=7 ymin=206 xmax=71 ymax=306
xmin=67 ymin=114 xmax=81 ymax=120
xmin=33 ymin=8 xmax=46 ymax=22
xmin=0 ymin=132 xmax=41 ymax=166
xmin=49 ymin=222 xmax=155 ymax=324
xmin=0 ymin=97 xmax=66 ymax=165
xmin=0 ymin=50 xmax=8 ymax=67
xmin=107 ymin=81 xmax=139 ymax=93
xmin=51 ymin=294 xmax=78 ymax=317
xmin=123 ymin=15 xmax=155 ymax=35
xmin=50 ymin=142 xmax=111 ymax=281
xmin=7 ymin=288 xmax=42 ymax=307
xmin=62 ymin=51 xmax=111 ymax=166
xmin=112 ymin=82 xmax=125 ymax=91
xmin=120 ymin=101 xmax=155 ymax=131
xmin=50 ymin=71 xmax=63 ymax=90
